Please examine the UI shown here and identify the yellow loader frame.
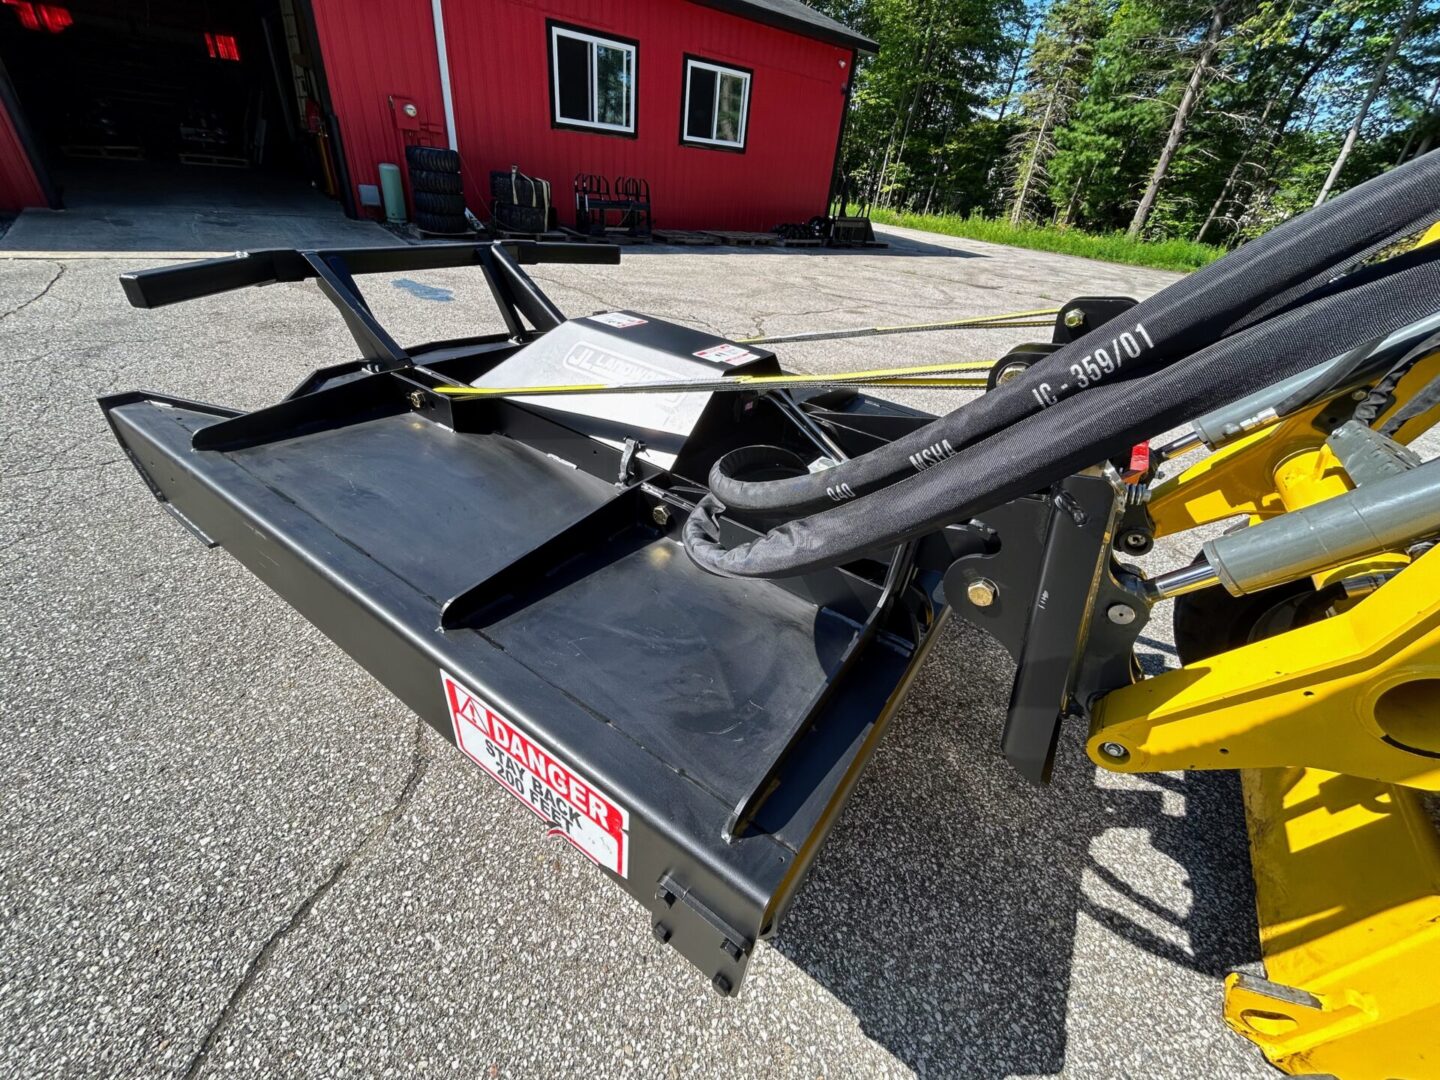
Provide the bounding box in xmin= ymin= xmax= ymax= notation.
xmin=1083 ymin=234 xmax=1440 ymax=1077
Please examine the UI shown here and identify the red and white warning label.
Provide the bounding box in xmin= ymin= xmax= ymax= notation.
xmin=442 ymin=670 xmax=629 ymax=877
xmin=694 ymin=342 xmax=760 ymax=365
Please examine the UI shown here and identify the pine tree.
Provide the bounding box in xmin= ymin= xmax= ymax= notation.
xmin=814 ymin=0 xmax=1440 ymax=248
xmin=1045 ymin=0 xmax=1174 ymax=232
xmin=1004 ymin=0 xmax=1108 ymax=223
xmin=1127 ymin=0 xmax=1245 ymax=238
xmin=1314 ymin=0 xmax=1422 ymax=204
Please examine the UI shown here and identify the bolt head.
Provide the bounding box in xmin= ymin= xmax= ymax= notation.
xmin=1352 ymin=389 xmax=1368 ymax=401
xmin=651 ymin=505 xmax=671 ymax=527
xmin=1106 ymin=603 xmax=1136 ymax=625
xmin=407 ymin=390 xmax=426 ymax=409
xmin=1099 ymin=741 xmax=1130 ymax=762
xmin=995 ymin=362 xmax=1029 ymax=385
xmin=1122 ymin=531 xmax=1149 ymax=550
xmin=966 ymin=578 xmax=998 ymax=608
xmin=1064 ymin=308 xmax=1086 ymax=329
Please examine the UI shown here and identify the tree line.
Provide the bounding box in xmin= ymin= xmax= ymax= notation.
xmin=817 ymin=0 xmax=1440 ymax=244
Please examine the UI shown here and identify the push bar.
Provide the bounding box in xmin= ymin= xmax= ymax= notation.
xmin=118 ymin=241 xmax=622 ymax=371
xmin=120 ymin=240 xmax=620 ymax=309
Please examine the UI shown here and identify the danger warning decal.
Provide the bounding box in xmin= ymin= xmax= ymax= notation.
xmin=442 ymin=670 xmax=629 ymax=878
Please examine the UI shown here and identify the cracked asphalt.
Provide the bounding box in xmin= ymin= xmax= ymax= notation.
xmin=2 ymin=210 xmax=1285 ymax=1078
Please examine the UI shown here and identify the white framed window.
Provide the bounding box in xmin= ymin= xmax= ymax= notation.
xmin=549 ymin=23 xmax=636 ymax=134
xmin=682 ymin=57 xmax=751 ymax=150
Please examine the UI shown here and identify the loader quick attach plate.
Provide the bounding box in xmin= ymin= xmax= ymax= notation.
xmin=100 ymin=242 xmax=953 ymax=995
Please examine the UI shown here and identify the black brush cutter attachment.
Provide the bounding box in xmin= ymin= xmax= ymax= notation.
xmin=100 ymin=156 xmax=1440 ymax=994
xmin=101 ymin=240 xmax=970 ymax=995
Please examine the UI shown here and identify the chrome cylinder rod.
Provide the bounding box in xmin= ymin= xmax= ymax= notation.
xmin=1143 ymin=560 xmax=1221 ymax=602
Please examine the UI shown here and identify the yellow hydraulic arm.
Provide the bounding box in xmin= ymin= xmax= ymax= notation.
xmin=1083 ymin=323 xmax=1440 ymax=1077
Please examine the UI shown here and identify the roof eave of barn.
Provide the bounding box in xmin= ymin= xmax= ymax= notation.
xmin=689 ymin=0 xmax=879 ymax=53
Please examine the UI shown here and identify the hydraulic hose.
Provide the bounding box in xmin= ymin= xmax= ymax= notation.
xmin=1184 ymin=309 xmax=1440 ymax=450
xmin=1268 ymin=322 xmax=1440 ymax=422
xmin=685 ymin=202 xmax=1440 ymax=578
xmin=1381 ymin=368 xmax=1440 ymax=438
xmin=699 ymin=153 xmax=1440 ymax=525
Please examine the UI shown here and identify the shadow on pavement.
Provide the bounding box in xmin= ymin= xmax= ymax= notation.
xmin=619 ymin=230 xmax=985 ymax=259
xmin=772 ymin=619 xmax=1259 ymax=1077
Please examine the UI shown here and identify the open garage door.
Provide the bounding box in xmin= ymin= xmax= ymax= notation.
xmin=0 ymin=0 xmax=349 ymax=215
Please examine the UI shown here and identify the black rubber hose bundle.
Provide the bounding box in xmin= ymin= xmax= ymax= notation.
xmin=684 ymin=153 xmax=1440 ymax=579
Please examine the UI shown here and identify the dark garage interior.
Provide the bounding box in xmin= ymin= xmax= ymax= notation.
xmin=0 ymin=0 xmax=342 ymax=212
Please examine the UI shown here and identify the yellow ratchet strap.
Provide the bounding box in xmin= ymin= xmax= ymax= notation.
xmin=737 ymin=307 xmax=1060 ymax=345
xmin=432 ymin=358 xmax=997 ymax=399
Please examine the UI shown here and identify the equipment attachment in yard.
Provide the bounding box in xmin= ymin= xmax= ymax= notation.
xmin=99 ymin=172 xmax=1440 ymax=1036
xmin=101 ymin=240 xmax=957 ymax=995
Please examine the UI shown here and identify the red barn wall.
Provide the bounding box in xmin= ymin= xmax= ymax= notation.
xmin=311 ymin=0 xmax=852 ymax=230
xmin=307 ymin=0 xmax=448 ymax=211
xmin=0 ymin=95 xmax=45 ymax=211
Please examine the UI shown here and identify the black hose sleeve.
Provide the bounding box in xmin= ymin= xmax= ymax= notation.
xmin=685 ymin=246 xmax=1440 ymax=578
xmin=702 ymin=152 xmax=1440 ymax=519
xmin=1262 ymin=249 xmax=1440 ymax=418
xmin=1379 ymin=372 xmax=1440 ymax=437
xmin=1353 ymin=330 xmax=1440 ymax=427
xmin=710 ymin=444 xmax=810 ymax=482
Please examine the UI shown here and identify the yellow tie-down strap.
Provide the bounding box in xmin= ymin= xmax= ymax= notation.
xmin=737 ymin=307 xmax=1060 ymax=345
xmin=433 ymin=358 xmax=998 ymax=399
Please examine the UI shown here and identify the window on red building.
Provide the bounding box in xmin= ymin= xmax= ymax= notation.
xmin=548 ymin=23 xmax=635 ymax=135
xmin=682 ymin=57 xmax=750 ymax=151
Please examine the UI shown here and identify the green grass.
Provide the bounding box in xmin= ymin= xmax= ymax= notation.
xmin=865 ymin=206 xmax=1225 ymax=273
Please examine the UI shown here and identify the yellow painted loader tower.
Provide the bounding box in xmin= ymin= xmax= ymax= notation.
xmin=1080 ymin=223 xmax=1440 ymax=1078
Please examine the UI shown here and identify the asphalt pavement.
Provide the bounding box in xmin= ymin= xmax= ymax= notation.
xmin=1 ymin=209 xmax=1282 ymax=1078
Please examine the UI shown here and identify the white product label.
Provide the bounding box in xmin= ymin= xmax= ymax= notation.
xmin=587 ymin=311 xmax=647 ymax=328
xmin=442 ymin=670 xmax=629 ymax=877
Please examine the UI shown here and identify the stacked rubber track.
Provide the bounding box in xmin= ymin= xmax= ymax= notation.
xmin=405 ymin=145 xmax=467 ymax=235
xmin=683 ymin=153 xmax=1440 ymax=578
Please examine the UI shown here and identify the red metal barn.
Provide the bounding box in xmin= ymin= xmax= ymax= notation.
xmin=0 ymin=96 xmax=46 ymax=209
xmin=0 ymin=0 xmax=873 ymax=232
xmin=311 ymin=0 xmax=874 ymax=231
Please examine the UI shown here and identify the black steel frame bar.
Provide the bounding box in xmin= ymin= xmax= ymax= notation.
xmin=305 ymin=253 xmax=410 ymax=369
xmin=119 ymin=241 xmax=618 ymax=309
xmin=119 ymin=242 xmax=614 ymax=379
